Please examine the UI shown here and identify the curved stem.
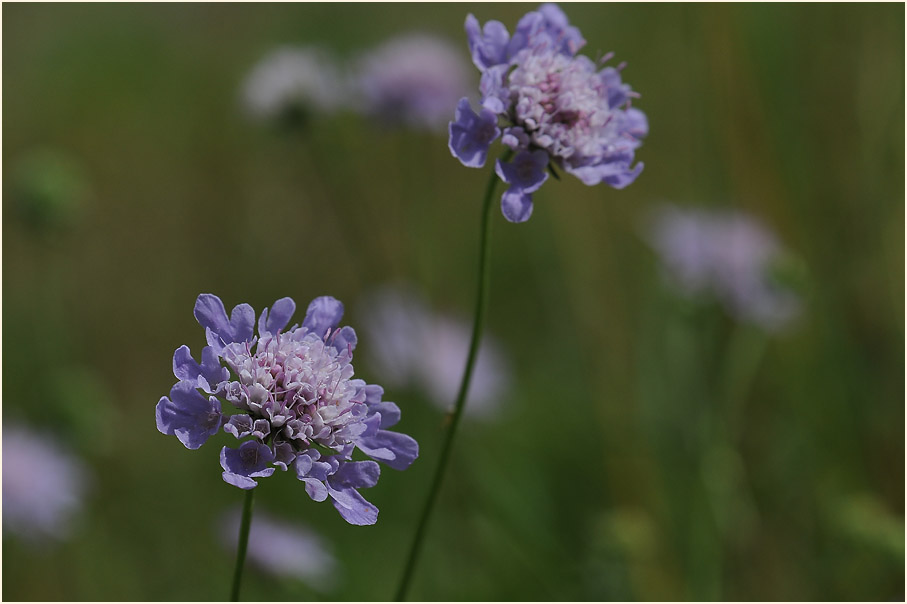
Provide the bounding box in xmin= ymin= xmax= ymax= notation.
xmin=230 ymin=488 xmax=255 ymax=601
xmin=394 ymin=154 xmax=510 ymax=601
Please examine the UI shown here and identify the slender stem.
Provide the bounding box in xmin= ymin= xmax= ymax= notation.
xmin=230 ymin=488 xmax=255 ymax=601
xmin=720 ymin=323 xmax=769 ymax=442
xmin=394 ymin=154 xmax=510 ymax=601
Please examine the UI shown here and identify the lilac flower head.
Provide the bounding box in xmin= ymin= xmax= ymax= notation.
xmin=645 ymin=204 xmax=801 ymax=330
xmin=359 ymin=288 xmax=511 ymax=419
xmin=156 ymin=294 xmax=419 ymax=525
xmin=241 ymin=46 xmax=344 ymax=123
xmin=220 ymin=508 xmax=337 ymax=588
xmin=3 ymin=424 xmax=90 ymax=545
xmin=353 ymin=33 xmax=472 ymax=130
xmin=451 ymin=3 xmax=648 ymax=222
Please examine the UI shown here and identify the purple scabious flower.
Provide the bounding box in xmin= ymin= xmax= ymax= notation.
xmin=359 ymin=288 xmax=512 ymax=419
xmin=156 ymin=294 xmax=419 ymax=525
xmin=449 ymin=3 xmax=648 ymax=222
xmin=353 ymin=33 xmax=472 ymax=130
xmin=241 ymin=46 xmax=344 ymax=122
xmin=219 ymin=507 xmax=337 ymax=588
xmin=3 ymin=424 xmax=91 ymax=545
xmin=645 ymin=204 xmax=801 ymax=330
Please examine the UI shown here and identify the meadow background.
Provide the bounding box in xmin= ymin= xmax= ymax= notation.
xmin=2 ymin=3 xmax=904 ymax=601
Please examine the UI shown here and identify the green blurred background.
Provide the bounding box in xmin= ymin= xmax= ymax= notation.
xmin=3 ymin=2 xmax=904 ymax=601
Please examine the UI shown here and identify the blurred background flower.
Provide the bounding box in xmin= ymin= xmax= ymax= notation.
xmin=2 ymin=424 xmax=91 ymax=546
xmin=644 ymin=203 xmax=801 ymax=330
xmin=219 ymin=507 xmax=337 ymax=590
xmin=240 ymin=45 xmax=345 ymax=126
xmin=358 ymin=286 xmax=512 ymax=419
xmin=351 ymin=33 xmax=471 ymax=130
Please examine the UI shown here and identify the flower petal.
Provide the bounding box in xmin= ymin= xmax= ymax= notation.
xmin=622 ymin=107 xmax=649 ymax=139
xmin=357 ymin=430 xmax=419 ymax=471
xmin=537 ymin=3 xmax=585 ymax=55
xmin=172 ymin=345 xmax=227 ymax=392
xmin=603 ymin=161 xmax=644 ymax=189
xmin=273 ymin=441 xmax=297 ymax=471
xmin=258 ymin=297 xmax=296 ymax=336
xmin=465 ymin=14 xmax=510 ymax=71
xmin=194 ymin=294 xmax=255 ymax=353
xmin=600 ymin=66 xmax=633 ymax=110
xmin=327 ymin=485 xmax=378 ymax=526
xmin=331 ymin=460 xmax=381 ymax=489
xmin=302 ymin=296 xmax=345 ymax=339
xmin=500 ymin=186 xmax=534 ymax=223
xmin=479 ymin=65 xmax=509 ymax=115
xmin=172 ymin=345 xmax=199 ymax=382
xmin=328 ymin=325 xmax=357 ymax=357
xmin=565 ymin=149 xmax=642 ymax=188
xmin=361 ymin=384 xmax=383 ymax=404
xmin=507 ymin=10 xmax=543 ymax=58
xmin=222 ymin=473 xmax=258 ymax=490
xmin=156 ymin=381 xmax=222 ymax=450
xmin=295 ymin=449 xmax=332 ymax=483
xmin=224 ymin=414 xmax=253 ymax=439
xmin=303 ymin=479 xmax=329 ymax=502
xmin=495 ymin=150 xmax=549 ymax=193
xmin=448 ymin=98 xmax=501 ymax=168
xmin=220 ymin=442 xmax=276 ymax=489
xmin=372 ymin=401 xmax=401 ymax=429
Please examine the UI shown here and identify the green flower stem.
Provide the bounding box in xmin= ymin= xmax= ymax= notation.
xmin=720 ymin=323 xmax=769 ymax=442
xmin=230 ymin=488 xmax=255 ymax=601
xmin=691 ymin=324 xmax=769 ymax=601
xmin=394 ymin=152 xmax=511 ymax=601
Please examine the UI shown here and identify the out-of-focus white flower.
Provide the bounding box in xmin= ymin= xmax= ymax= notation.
xmin=220 ymin=508 xmax=337 ymax=588
xmin=359 ymin=288 xmax=512 ymax=418
xmin=241 ymin=46 xmax=344 ymax=121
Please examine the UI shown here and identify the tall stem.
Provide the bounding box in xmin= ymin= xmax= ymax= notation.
xmin=394 ymin=155 xmax=509 ymax=601
xmin=230 ymin=488 xmax=255 ymax=601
